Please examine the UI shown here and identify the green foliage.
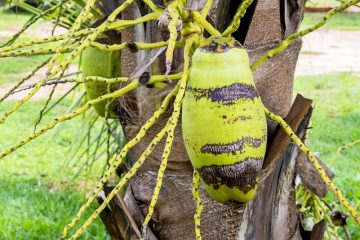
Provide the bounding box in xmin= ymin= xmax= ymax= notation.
xmin=301 ymin=13 xmax=360 ymax=31
xmin=294 ymin=73 xmax=360 ymax=238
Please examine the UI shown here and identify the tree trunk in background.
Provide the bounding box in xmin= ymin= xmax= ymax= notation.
xmin=110 ymin=0 xmax=308 ymax=239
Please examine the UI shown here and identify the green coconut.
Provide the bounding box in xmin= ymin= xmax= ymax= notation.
xmin=81 ymin=46 xmax=121 ymax=118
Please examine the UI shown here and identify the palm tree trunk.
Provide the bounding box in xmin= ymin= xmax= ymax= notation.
xmin=99 ymin=1 xmax=324 ymax=239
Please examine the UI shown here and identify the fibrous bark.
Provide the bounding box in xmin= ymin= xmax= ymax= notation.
xmin=98 ymin=0 xmax=319 ymax=239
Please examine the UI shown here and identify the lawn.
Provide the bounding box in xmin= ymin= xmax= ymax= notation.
xmin=306 ymin=0 xmax=344 ymax=8
xmin=0 ymin=176 xmax=107 ymax=240
xmin=0 ymin=98 xmax=111 ymax=239
xmin=0 ymin=10 xmax=51 ymax=85
xmin=0 ymin=9 xmax=114 ymax=239
xmin=0 ymin=10 xmax=30 ymax=29
xmin=301 ymin=12 xmax=360 ymax=31
xmin=294 ymin=73 xmax=360 ymax=238
xmin=0 ymin=55 xmax=50 ymax=85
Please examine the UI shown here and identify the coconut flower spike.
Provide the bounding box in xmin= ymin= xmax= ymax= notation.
xmin=68 ymin=123 xmax=169 ymax=239
xmin=222 ymin=0 xmax=255 ymax=37
xmin=0 ymin=81 xmax=139 ymax=160
xmin=164 ymin=0 xmax=181 ymax=76
xmin=66 ymin=34 xmax=196 ymax=240
xmin=0 ymin=71 xmax=181 ymax=161
xmin=0 ymin=29 xmax=92 ymax=53
xmin=61 ymin=82 xmax=181 ymax=239
xmin=46 ymin=0 xmax=98 ymax=73
xmin=143 ymin=37 xmax=195 ymax=226
xmin=192 ymin=170 xmax=203 ymax=240
xmin=0 ymin=12 xmax=159 ymax=124
xmin=264 ymin=108 xmax=360 ymax=225
xmin=0 ymin=57 xmax=50 ymax=103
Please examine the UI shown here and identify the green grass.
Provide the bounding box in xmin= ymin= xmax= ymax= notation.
xmin=301 ymin=12 xmax=360 ymax=31
xmin=0 ymin=9 xmax=51 ymax=85
xmin=0 ymin=98 xmax=111 ymax=239
xmin=294 ymin=73 xmax=360 ymax=238
xmin=306 ymin=0 xmax=341 ymax=8
xmin=0 ymin=176 xmax=107 ymax=240
xmin=0 ymin=10 xmax=34 ymax=45
xmin=0 ymin=9 xmax=31 ymax=29
xmin=306 ymin=0 xmax=360 ymax=8
xmin=0 ymin=10 xmax=117 ymax=238
xmin=0 ymin=55 xmax=49 ymax=85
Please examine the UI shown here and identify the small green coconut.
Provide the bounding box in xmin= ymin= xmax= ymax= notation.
xmin=81 ymin=46 xmax=121 ymax=118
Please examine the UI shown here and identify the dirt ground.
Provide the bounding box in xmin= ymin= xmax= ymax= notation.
xmin=295 ymin=29 xmax=360 ymax=76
